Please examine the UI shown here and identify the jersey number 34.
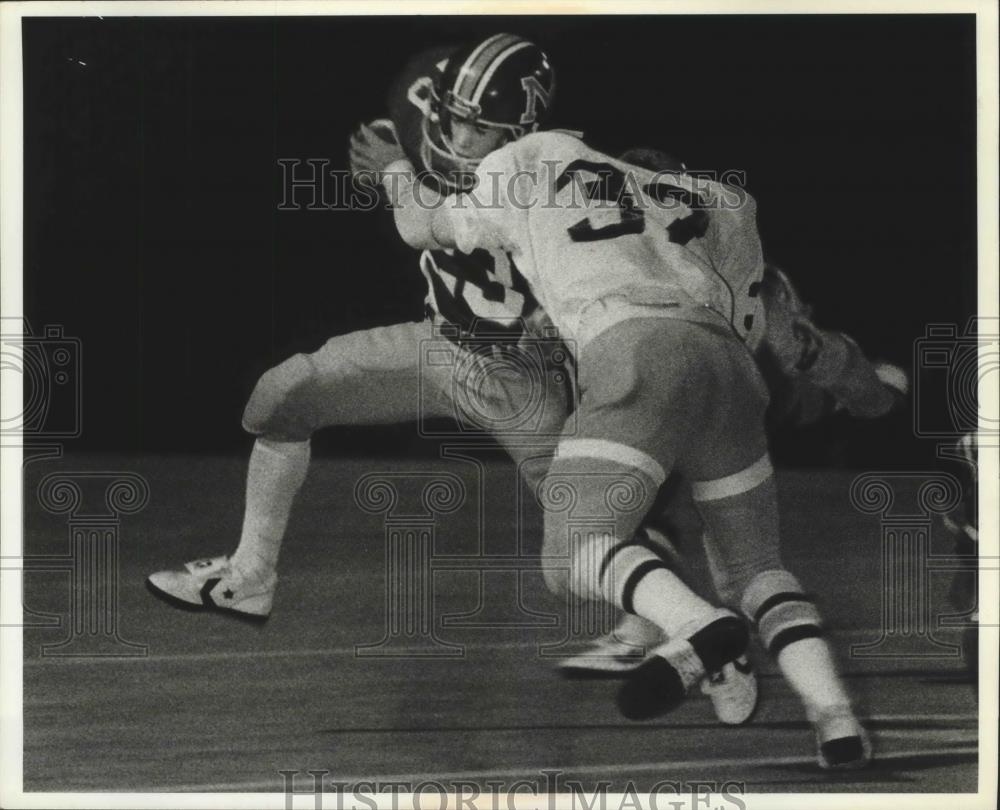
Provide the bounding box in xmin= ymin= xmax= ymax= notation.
xmin=555 ymin=160 xmax=709 ymax=246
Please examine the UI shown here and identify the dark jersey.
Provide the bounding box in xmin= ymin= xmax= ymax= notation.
xmin=385 ymin=48 xmax=539 ymax=344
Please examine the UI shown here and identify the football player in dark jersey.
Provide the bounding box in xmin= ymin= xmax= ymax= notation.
xmin=146 ymin=33 xmax=571 ymax=623
xmin=353 ymin=33 xmax=558 ymax=344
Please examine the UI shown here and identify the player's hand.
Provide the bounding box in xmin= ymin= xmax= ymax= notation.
xmin=349 ymin=119 xmax=406 ymax=185
xmin=520 ymin=306 xmax=557 ymax=340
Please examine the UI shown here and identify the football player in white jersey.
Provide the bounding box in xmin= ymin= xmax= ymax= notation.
xmin=381 ymin=130 xmax=872 ymax=768
xmin=147 ymin=31 xmax=902 ymax=754
xmin=146 ymin=31 xmax=763 ymax=731
xmin=557 ymin=149 xmax=908 ymax=680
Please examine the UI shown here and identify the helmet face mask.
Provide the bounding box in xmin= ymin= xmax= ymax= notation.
xmin=437 ymin=96 xmax=514 ymax=158
xmin=420 ymin=33 xmax=555 ymax=187
xmin=420 ymin=111 xmax=490 ymax=184
xmin=437 ymin=88 xmax=527 ymax=143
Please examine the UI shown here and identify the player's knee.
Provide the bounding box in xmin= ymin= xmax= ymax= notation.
xmin=692 ymin=460 xmax=781 ymax=599
xmin=539 ymin=512 xmax=572 ymax=597
xmin=539 ymin=516 xmax=607 ymax=601
xmin=569 ymin=534 xmax=619 ymax=603
xmin=241 ymin=354 xmax=315 ymax=441
xmin=708 ymin=546 xmax=780 ymax=608
xmin=740 ymin=569 xmax=824 ymax=658
xmin=712 ymin=578 xmax=743 ymax=611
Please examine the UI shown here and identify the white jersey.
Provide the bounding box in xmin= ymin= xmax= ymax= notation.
xmin=446 ymin=131 xmax=766 ymax=350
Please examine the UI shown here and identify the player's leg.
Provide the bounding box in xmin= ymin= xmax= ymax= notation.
xmin=540 ymin=450 xmax=747 ymax=720
xmin=538 ymin=317 xmax=755 ymax=719
xmin=469 ymin=342 xmax=714 ymax=684
xmin=146 ymin=319 xmax=454 ymax=619
xmin=557 ymin=472 xmax=700 ymax=669
xmin=562 ymin=315 xmax=863 ymax=756
xmin=695 ymin=477 xmax=869 ymax=768
xmin=559 ymin=477 xmax=759 ymax=723
xmin=681 ymin=336 xmax=870 ymax=769
xmin=232 ymin=319 xmax=454 ymax=573
xmin=461 ymin=334 xmax=677 ymax=674
xmin=556 ymin=523 xmax=676 ymax=678
xmin=621 ymin=436 xmax=863 ymax=746
xmin=447 ymin=323 xmax=757 ymax=721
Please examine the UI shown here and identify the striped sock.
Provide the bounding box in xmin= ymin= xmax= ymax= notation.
xmin=743 ymin=569 xmax=852 ymax=715
xmin=599 ymin=541 xmax=715 ymax=638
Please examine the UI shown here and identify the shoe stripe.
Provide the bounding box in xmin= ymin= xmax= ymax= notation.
xmin=200 ymin=577 xmax=222 ymax=608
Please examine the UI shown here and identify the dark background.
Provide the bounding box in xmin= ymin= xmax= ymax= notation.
xmin=21 ymin=15 xmax=978 ymax=465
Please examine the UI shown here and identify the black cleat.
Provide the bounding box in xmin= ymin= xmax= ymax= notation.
xmin=616 ymin=610 xmax=749 ymax=721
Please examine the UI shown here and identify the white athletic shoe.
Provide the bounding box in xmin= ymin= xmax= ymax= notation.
xmin=557 ymin=635 xmax=651 ymax=678
xmin=558 ymin=614 xmax=664 ymax=678
xmin=812 ymin=705 xmax=872 ymax=770
xmin=700 ymin=655 xmax=759 ymax=725
xmin=146 ymin=555 xmax=276 ymax=623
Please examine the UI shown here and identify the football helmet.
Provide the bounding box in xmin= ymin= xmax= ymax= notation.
xmin=422 ymin=33 xmax=556 ymax=183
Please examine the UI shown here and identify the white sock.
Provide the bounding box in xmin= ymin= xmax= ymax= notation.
xmin=630 ymin=570 xmax=716 ymax=639
xmin=775 ymin=637 xmax=853 ymax=718
xmin=601 ymin=544 xmax=715 ymax=639
xmin=230 ymin=438 xmax=310 ymax=577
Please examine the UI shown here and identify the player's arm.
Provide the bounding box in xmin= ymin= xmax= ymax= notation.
xmin=380 ymin=158 xmax=457 ymax=250
xmin=382 ymin=147 xmax=516 ymax=252
xmin=760 ymin=264 xmax=908 ymax=419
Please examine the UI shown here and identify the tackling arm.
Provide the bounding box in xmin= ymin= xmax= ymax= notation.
xmin=383 ymin=145 xmax=516 ymax=254
xmin=381 ymin=159 xmax=457 ymax=250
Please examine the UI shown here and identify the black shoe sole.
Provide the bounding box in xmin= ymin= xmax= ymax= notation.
xmin=559 ymin=665 xmax=641 ymax=681
xmin=145 ymin=578 xmax=270 ymax=626
xmin=820 ymin=736 xmax=869 ymax=770
xmin=617 ymin=655 xmax=686 ymax=719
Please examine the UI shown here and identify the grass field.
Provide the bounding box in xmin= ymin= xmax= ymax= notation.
xmin=20 ymin=453 xmax=980 ymax=795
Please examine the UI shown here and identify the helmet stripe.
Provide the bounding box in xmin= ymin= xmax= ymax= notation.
xmin=454 ymin=33 xmax=522 ymax=102
xmin=471 ymin=40 xmax=533 ymax=107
